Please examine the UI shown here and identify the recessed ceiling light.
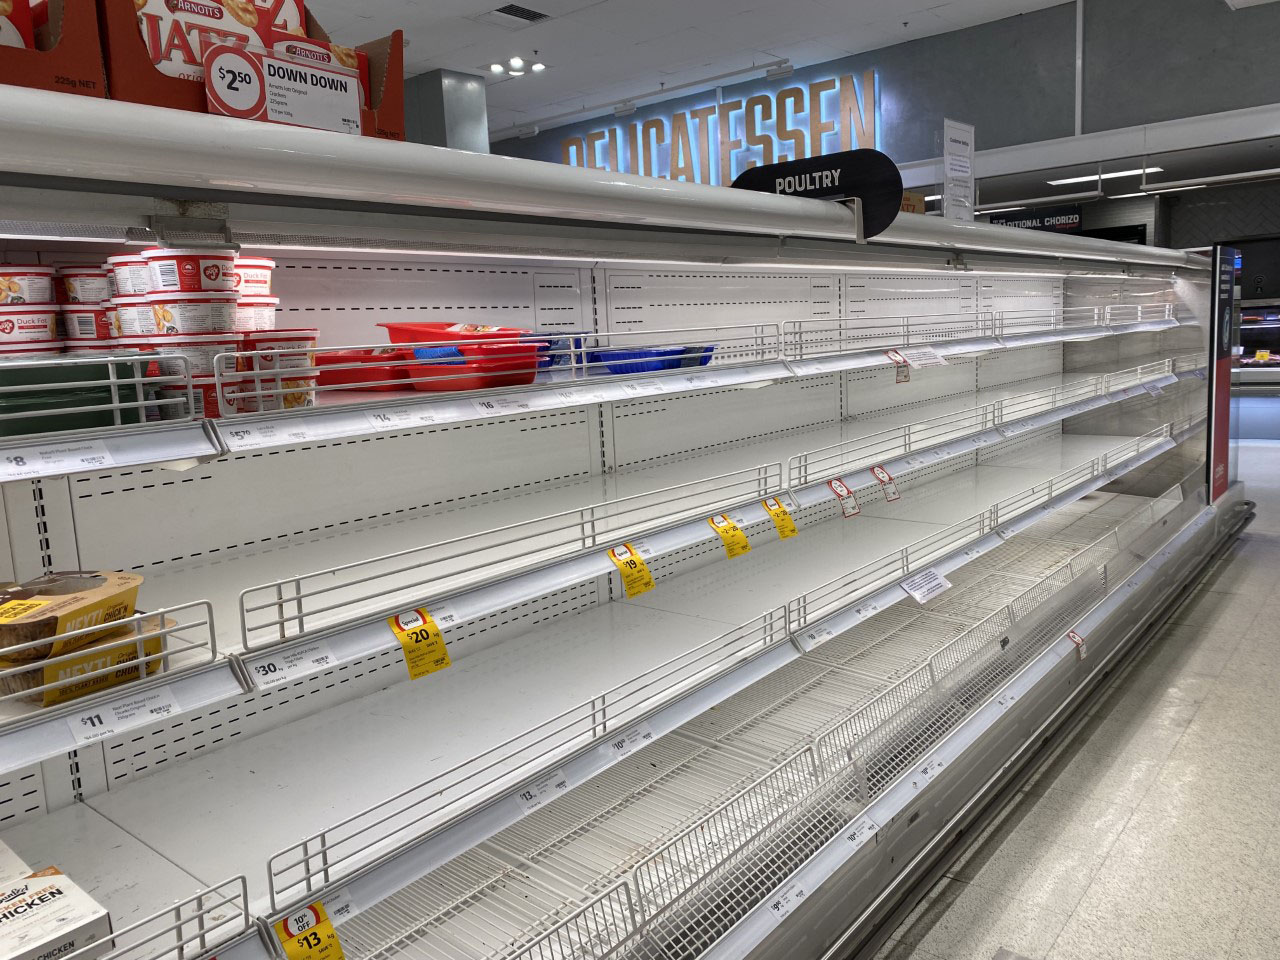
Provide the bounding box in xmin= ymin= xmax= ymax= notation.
xmin=531 ymin=62 xmax=545 ymax=72
xmin=1046 ymin=166 xmax=1162 ymax=185
xmin=489 ymin=63 xmax=504 ymax=73
xmin=509 ymin=56 xmax=524 ymax=69
xmin=509 ymin=69 xmax=525 ymax=76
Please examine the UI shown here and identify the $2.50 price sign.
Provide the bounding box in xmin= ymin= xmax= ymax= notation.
xmin=274 ymin=902 xmax=345 ymax=960
xmin=388 ymin=609 xmax=452 ymax=681
xmin=204 ymin=43 xmax=362 ymax=135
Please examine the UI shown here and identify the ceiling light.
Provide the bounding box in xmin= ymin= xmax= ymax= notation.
xmin=531 ymin=62 xmax=545 ymax=72
xmin=923 ymin=194 xmax=941 ymax=201
xmin=980 ymin=206 xmax=1026 ymax=214
xmin=489 ymin=63 xmax=504 ymax=73
xmin=509 ymin=69 xmax=525 ymax=76
xmin=1107 ymin=192 xmax=1146 ymax=199
xmin=765 ymin=61 xmax=793 ymax=80
xmin=509 ymin=56 xmax=524 ymax=69
xmin=1046 ymin=166 xmax=1163 ymax=185
xmin=1144 ymin=184 xmax=1207 ymax=193
xmin=613 ymin=101 xmax=636 ymax=117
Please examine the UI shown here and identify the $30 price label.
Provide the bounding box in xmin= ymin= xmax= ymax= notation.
xmin=273 ymin=902 xmax=345 ymax=960
xmin=388 ymin=609 xmax=452 ymax=681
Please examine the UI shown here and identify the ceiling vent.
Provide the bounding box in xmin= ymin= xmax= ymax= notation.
xmin=472 ymin=4 xmax=550 ymax=29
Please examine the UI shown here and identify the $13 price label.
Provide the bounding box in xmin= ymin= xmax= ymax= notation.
xmin=273 ymin=902 xmax=345 ymax=960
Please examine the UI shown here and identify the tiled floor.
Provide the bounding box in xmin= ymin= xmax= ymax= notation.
xmin=876 ymin=441 xmax=1280 ymax=960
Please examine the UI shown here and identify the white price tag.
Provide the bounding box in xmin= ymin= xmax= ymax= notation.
xmin=0 ymin=439 xmax=116 ymax=479
xmin=766 ymin=881 xmax=806 ymax=924
xmin=897 ymin=346 xmax=948 ymax=369
xmin=67 ymin=686 xmax=181 ymax=745
xmin=970 ymin=434 xmax=995 ymax=447
xmin=845 ymin=816 xmax=879 ymax=851
xmin=961 ymin=544 xmax=986 ymax=562
xmin=222 ymin=422 xmax=316 ymax=449
xmin=324 ymin=889 xmax=358 ymax=924
xmin=853 ymin=600 xmax=880 ymax=620
xmin=913 ymin=757 xmax=945 ymax=788
xmin=621 ymin=381 xmax=668 ymax=397
xmin=471 ymin=395 xmax=537 ymax=417
xmin=996 ymin=525 xmax=1017 ymax=540
xmin=602 ymin=722 xmax=655 ymax=760
xmin=1068 ymin=628 xmax=1088 ymax=660
xmin=515 ymin=769 xmax=571 ymax=813
xmin=900 ymin=568 xmax=952 ymax=604
xmin=364 ymin=408 xmax=417 ymax=431
xmin=248 ymin=639 xmax=337 ymax=687
xmin=995 ymin=691 xmax=1017 ymax=712
xmin=996 ymin=421 xmax=1033 ymax=439
xmin=681 ymin=373 xmax=723 ymax=388
xmin=556 ymin=387 xmax=608 ymax=406
xmin=802 ymin=625 xmax=837 ymax=647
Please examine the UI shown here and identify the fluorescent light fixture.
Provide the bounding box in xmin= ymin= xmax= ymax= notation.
xmin=923 ymin=194 xmax=941 ymax=201
xmin=531 ymin=62 xmax=545 ymax=72
xmin=613 ymin=101 xmax=636 ymax=117
xmin=1107 ymin=192 xmax=1146 ymax=199
xmin=765 ymin=61 xmax=793 ymax=80
xmin=979 ymin=206 xmax=1026 ymax=214
xmin=508 ymin=56 xmax=524 ymax=69
xmin=1047 ymin=167 xmax=1163 ymax=185
xmin=1144 ymin=184 xmax=1207 ymax=194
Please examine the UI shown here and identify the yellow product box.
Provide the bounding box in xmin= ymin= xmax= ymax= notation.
xmin=0 ymin=572 xmax=143 ymax=664
xmin=0 ymin=867 xmax=112 ymax=960
xmin=0 ymin=619 xmax=166 ymax=707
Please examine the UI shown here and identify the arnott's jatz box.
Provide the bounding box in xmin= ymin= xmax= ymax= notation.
xmin=0 ymin=868 xmax=111 ymax=960
xmin=135 ymin=0 xmax=305 ymax=81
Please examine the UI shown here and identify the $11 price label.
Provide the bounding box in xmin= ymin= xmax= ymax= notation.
xmin=388 ymin=609 xmax=452 ymax=681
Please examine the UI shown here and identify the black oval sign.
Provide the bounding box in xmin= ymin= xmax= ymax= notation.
xmin=731 ymin=149 xmax=904 ymax=238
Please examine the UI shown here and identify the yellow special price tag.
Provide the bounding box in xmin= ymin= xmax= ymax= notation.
xmin=761 ymin=497 xmax=798 ymax=540
xmin=607 ymin=543 xmax=655 ymax=597
xmin=388 ymin=608 xmax=452 ymax=681
xmin=707 ymin=514 xmax=752 ymax=558
xmin=274 ymin=902 xmax=345 ymax=960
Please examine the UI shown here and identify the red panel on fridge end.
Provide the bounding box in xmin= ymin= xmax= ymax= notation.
xmin=1208 ymin=245 xmax=1237 ymax=503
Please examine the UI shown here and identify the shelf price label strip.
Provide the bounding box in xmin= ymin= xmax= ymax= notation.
xmin=608 ymin=542 xmax=656 ymax=598
xmin=388 ymin=609 xmax=452 ymax=681
xmin=707 ymin=514 xmax=752 ymax=558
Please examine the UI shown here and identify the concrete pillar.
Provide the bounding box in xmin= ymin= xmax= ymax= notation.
xmin=405 ymin=69 xmax=490 ymax=153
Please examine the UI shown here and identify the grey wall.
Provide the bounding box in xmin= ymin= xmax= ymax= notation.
xmin=1168 ymin=181 xmax=1280 ymax=249
xmin=1084 ymin=0 xmax=1280 ymax=133
xmin=1081 ymin=195 xmax=1161 ymax=245
xmin=495 ymin=4 xmax=1076 ymax=168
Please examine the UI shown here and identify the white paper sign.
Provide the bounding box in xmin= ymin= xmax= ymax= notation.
xmin=898 ymin=346 xmax=948 ymax=369
xmin=471 ymin=395 xmax=538 ymax=418
xmin=0 ymin=439 xmax=116 ymax=480
xmin=602 ymin=722 xmax=655 ymax=760
xmin=766 ymin=880 xmax=806 ymax=924
xmin=67 ymin=686 xmax=181 ymax=745
xmin=249 ymin=639 xmax=337 ymax=687
xmin=515 ymin=769 xmax=571 ymax=813
xmin=942 ymin=118 xmax=975 ymax=221
xmin=900 ymin=568 xmax=952 ymax=604
xmin=204 ymin=44 xmax=362 ymax=135
xmin=621 ymin=381 xmax=668 ymax=397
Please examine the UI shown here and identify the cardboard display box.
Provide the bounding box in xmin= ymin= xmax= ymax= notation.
xmin=0 ymin=868 xmax=111 ymax=960
xmin=97 ymin=0 xmax=404 ymax=139
xmin=0 ymin=0 xmax=106 ymax=97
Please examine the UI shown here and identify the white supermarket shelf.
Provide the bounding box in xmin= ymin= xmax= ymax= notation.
xmin=139 ymin=360 xmax=1196 ymax=656
xmin=212 ymin=316 xmax=1185 ymax=455
xmin=5 ymin=430 xmax=1151 ymax=921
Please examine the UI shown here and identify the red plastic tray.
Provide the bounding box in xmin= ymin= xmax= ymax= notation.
xmin=407 ymin=342 xmax=540 ymax=392
xmin=316 ymin=349 xmax=412 ymax=391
